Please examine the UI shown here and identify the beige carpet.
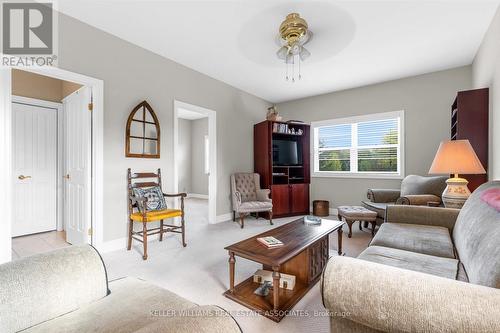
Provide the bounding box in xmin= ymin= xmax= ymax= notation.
xmin=103 ymin=198 xmax=372 ymax=333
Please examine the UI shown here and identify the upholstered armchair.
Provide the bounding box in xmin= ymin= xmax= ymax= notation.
xmin=231 ymin=173 xmax=273 ymax=228
xmin=362 ymin=175 xmax=448 ymax=225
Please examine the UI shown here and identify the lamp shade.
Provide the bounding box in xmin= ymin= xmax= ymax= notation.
xmin=429 ymin=140 xmax=486 ymax=175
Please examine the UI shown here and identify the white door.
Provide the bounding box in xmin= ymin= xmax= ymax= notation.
xmin=12 ymin=103 xmax=57 ymax=237
xmin=64 ymin=87 xmax=92 ymax=245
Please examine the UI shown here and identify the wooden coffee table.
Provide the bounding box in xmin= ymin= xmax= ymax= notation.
xmin=223 ymin=217 xmax=344 ymax=322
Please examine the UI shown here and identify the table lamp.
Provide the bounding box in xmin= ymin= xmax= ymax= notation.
xmin=429 ymin=139 xmax=486 ymax=208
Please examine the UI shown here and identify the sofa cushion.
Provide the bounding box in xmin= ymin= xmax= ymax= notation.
xmin=453 ymin=181 xmax=500 ymax=288
xmin=361 ymin=201 xmax=391 ymax=217
xmin=358 ymin=246 xmax=458 ymax=280
xmin=134 ymin=305 xmax=241 ymax=333
xmin=370 ymin=223 xmax=455 ymax=259
xmin=24 ymin=277 xmax=197 ymax=333
xmin=239 ymin=201 xmax=272 ymax=212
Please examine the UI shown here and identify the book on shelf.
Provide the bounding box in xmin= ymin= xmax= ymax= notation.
xmin=272 ymin=123 xmax=289 ymax=134
xmin=257 ymin=236 xmax=284 ymax=248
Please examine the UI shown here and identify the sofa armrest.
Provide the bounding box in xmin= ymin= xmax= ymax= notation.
xmin=256 ymin=189 xmax=271 ymax=202
xmin=0 ymin=245 xmax=109 ymax=333
xmin=395 ymin=194 xmax=442 ymax=206
xmin=136 ymin=305 xmax=241 ymax=333
xmin=366 ymin=189 xmax=401 ymax=203
xmin=322 ymin=257 xmax=500 ymax=333
xmin=385 ymin=205 xmax=460 ymax=232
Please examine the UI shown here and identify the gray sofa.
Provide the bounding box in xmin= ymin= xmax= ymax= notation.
xmin=322 ymin=181 xmax=500 ymax=332
xmin=362 ymin=175 xmax=447 ymax=225
xmin=0 ymin=245 xmax=241 ymax=333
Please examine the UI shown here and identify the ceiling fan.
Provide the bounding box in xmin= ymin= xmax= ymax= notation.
xmin=276 ymin=13 xmax=313 ymax=82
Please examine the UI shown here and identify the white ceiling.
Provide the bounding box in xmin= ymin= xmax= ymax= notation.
xmin=57 ymin=0 xmax=499 ymax=103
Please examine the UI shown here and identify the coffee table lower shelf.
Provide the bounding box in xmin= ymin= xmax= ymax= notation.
xmin=223 ymin=276 xmax=316 ymax=322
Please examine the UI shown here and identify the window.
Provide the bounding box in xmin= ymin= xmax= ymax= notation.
xmin=126 ymin=101 xmax=161 ymax=158
xmin=204 ymin=135 xmax=210 ymax=175
xmin=312 ymin=111 xmax=404 ymax=178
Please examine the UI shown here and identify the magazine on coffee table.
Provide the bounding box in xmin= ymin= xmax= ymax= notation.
xmin=257 ymin=236 xmax=284 ymax=248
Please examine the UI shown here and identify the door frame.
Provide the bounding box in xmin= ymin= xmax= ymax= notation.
xmin=173 ymin=100 xmax=217 ymax=224
xmin=11 ymin=95 xmax=64 ymax=232
xmin=0 ymin=67 xmax=104 ymax=263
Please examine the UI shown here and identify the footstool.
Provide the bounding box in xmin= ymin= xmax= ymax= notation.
xmin=337 ymin=206 xmax=378 ymax=238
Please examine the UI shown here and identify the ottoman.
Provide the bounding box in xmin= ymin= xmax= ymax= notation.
xmin=337 ymin=206 xmax=378 ymax=238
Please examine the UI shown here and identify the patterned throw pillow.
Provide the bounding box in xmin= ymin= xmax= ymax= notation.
xmin=132 ymin=186 xmax=167 ymax=211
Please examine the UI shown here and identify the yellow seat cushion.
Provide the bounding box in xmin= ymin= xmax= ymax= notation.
xmin=130 ymin=209 xmax=183 ymax=222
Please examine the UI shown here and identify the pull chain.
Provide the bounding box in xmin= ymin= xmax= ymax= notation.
xmin=299 ymin=56 xmax=301 ymax=80
xmin=285 ymin=59 xmax=289 ymax=81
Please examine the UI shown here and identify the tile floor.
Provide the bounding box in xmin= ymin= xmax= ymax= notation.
xmin=12 ymin=231 xmax=70 ymax=260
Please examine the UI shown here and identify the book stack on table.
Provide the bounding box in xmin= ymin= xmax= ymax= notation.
xmin=257 ymin=236 xmax=283 ymax=248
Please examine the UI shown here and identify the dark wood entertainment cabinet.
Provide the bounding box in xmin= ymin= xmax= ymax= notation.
xmin=451 ymin=88 xmax=489 ymax=192
xmin=254 ymin=120 xmax=310 ymax=218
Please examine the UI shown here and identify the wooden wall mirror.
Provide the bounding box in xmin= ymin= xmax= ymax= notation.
xmin=126 ymin=101 xmax=161 ymax=158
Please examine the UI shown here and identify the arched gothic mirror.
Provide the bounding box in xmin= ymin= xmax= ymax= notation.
xmin=125 ymin=101 xmax=160 ymax=158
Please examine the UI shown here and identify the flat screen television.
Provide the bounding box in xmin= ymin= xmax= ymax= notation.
xmin=273 ymin=140 xmax=302 ymax=166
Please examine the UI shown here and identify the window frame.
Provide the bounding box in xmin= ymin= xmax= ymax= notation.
xmin=311 ymin=110 xmax=405 ymax=179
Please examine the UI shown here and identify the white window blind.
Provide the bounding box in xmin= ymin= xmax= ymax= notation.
xmin=313 ymin=111 xmax=404 ymax=178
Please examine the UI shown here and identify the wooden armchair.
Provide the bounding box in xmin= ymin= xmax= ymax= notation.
xmin=127 ymin=168 xmax=187 ymax=260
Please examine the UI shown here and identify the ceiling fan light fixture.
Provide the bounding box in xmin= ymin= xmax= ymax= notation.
xmin=276 ymin=13 xmax=312 ymax=82
xmin=299 ymin=47 xmax=311 ymax=61
xmin=276 ymin=46 xmax=288 ymax=59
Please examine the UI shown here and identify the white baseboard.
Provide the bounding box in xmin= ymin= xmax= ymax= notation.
xmin=97 ymin=237 xmax=126 ymax=253
xmin=188 ymin=193 xmax=208 ymax=199
xmin=215 ymin=213 xmax=232 ymax=223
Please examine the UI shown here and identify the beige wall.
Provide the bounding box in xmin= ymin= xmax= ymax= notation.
xmin=12 ymin=69 xmax=82 ymax=102
xmin=191 ymin=118 xmax=209 ymax=195
xmin=57 ymin=13 xmax=269 ymax=242
xmin=177 ymin=117 xmax=209 ymax=196
xmin=177 ymin=119 xmax=192 ymax=194
xmin=277 ymin=66 xmax=472 ymax=207
xmin=473 ymin=6 xmax=500 ymax=180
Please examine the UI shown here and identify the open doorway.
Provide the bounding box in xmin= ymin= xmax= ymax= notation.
xmin=5 ymin=69 xmax=100 ymax=260
xmin=173 ymin=101 xmax=217 ymax=224
xmin=177 ymin=109 xmax=209 ymax=223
